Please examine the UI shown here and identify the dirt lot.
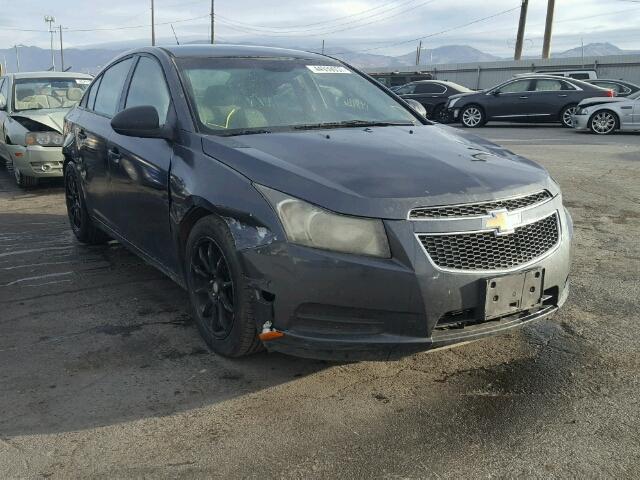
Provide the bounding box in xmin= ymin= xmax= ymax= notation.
xmin=1 ymin=126 xmax=639 ymax=479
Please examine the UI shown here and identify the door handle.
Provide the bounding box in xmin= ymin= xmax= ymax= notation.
xmin=77 ymin=129 xmax=87 ymax=140
xmin=108 ymin=147 xmax=121 ymax=165
xmin=558 ymin=94 xmax=568 ymax=97
xmin=519 ymin=96 xmax=529 ymax=99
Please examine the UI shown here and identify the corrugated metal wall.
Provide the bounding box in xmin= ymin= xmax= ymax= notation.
xmin=365 ymin=55 xmax=640 ymax=89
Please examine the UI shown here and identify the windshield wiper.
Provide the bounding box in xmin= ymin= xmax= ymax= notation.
xmin=293 ymin=120 xmax=415 ymax=130
xmin=219 ymin=128 xmax=272 ymax=137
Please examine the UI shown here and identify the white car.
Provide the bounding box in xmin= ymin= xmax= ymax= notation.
xmin=572 ymin=91 xmax=640 ymax=135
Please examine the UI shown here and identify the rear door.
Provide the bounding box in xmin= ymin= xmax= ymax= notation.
xmin=76 ymin=57 xmax=135 ymax=226
xmin=106 ymin=54 xmax=177 ymax=268
xmin=486 ymin=79 xmax=534 ymax=118
xmin=412 ymin=82 xmax=447 ymax=115
xmin=633 ymin=98 xmax=640 ymax=126
xmin=530 ymin=78 xmax=575 ymax=117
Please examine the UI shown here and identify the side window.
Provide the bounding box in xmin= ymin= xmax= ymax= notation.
xmin=0 ymin=78 xmax=8 ymax=106
xmin=570 ymin=73 xmax=590 ymax=80
xmin=396 ymin=84 xmax=415 ymax=95
xmin=125 ymin=56 xmax=171 ymax=125
xmin=534 ymin=79 xmax=563 ymax=91
xmin=93 ymin=58 xmax=134 ymax=117
xmin=498 ymin=80 xmax=531 ymax=94
xmin=84 ymin=76 xmax=101 ymax=109
xmin=415 ymin=83 xmax=446 ymax=94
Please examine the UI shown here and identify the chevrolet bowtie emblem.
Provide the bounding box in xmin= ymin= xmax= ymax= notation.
xmin=484 ymin=209 xmax=522 ymax=236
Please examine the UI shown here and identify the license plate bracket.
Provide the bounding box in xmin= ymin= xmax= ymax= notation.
xmin=484 ymin=268 xmax=543 ymax=320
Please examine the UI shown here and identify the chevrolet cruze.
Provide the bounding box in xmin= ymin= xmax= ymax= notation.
xmin=63 ymin=45 xmax=572 ymax=360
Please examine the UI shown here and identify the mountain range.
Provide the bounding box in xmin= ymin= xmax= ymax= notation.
xmin=0 ymin=41 xmax=637 ymax=74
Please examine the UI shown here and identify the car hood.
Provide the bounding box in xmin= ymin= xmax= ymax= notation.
xmin=10 ymin=109 xmax=67 ymax=133
xmin=578 ymin=97 xmax=627 ymax=109
xmin=202 ymin=124 xmax=557 ymax=220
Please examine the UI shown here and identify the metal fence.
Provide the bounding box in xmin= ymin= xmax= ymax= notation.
xmin=364 ymin=54 xmax=640 ymax=90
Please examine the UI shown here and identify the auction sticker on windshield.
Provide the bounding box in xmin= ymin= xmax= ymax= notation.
xmin=306 ymin=65 xmax=351 ymax=74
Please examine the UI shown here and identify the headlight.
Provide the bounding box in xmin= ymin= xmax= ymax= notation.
xmin=256 ymin=185 xmax=391 ymax=258
xmin=25 ymin=132 xmax=63 ymax=147
xmin=448 ymin=98 xmax=460 ymax=108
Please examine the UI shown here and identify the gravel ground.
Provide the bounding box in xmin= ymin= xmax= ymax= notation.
xmin=0 ymin=125 xmax=639 ymax=479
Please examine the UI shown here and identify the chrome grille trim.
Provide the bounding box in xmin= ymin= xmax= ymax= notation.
xmin=416 ymin=212 xmax=561 ymax=273
xmin=409 ymin=190 xmax=553 ymax=220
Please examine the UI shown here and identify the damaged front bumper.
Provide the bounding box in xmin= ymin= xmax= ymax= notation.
xmin=238 ymin=201 xmax=573 ymax=361
xmin=7 ymin=144 xmax=64 ymax=178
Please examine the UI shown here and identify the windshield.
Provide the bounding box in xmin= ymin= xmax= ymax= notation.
xmin=177 ymin=58 xmax=419 ymax=134
xmin=13 ymin=77 xmax=90 ymax=112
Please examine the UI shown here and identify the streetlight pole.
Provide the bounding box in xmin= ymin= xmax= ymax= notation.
xmin=210 ymin=0 xmax=215 ymax=44
xmin=59 ymin=26 xmax=65 ymax=71
xmin=44 ymin=16 xmax=56 ymax=71
xmin=14 ymin=45 xmax=20 ymax=72
xmin=151 ymin=0 xmax=156 ymax=46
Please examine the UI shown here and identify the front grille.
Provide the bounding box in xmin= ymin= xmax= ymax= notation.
xmin=418 ymin=213 xmax=559 ymax=271
xmin=409 ymin=190 xmax=552 ymax=219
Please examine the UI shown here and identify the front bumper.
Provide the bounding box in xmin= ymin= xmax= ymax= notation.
xmin=572 ymin=113 xmax=590 ymax=131
xmin=240 ymin=200 xmax=573 ymax=361
xmin=449 ymin=107 xmax=461 ymax=121
xmin=7 ymin=145 xmax=64 ymax=178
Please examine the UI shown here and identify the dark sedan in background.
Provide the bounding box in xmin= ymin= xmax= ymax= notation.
xmin=586 ymin=79 xmax=640 ymax=97
xmin=447 ymin=75 xmax=613 ymax=128
xmin=62 ymin=45 xmax=572 ymax=361
xmin=394 ymin=80 xmax=473 ymax=122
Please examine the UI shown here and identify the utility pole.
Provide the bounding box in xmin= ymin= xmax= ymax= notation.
xmin=14 ymin=45 xmax=20 ymax=72
xmin=321 ymin=40 xmax=325 ymax=55
xmin=44 ymin=16 xmax=56 ymax=71
xmin=59 ymin=26 xmax=65 ymax=71
xmin=210 ymin=0 xmax=215 ymax=44
xmin=416 ymin=40 xmax=422 ymax=66
xmin=542 ymin=0 xmax=555 ymax=59
xmin=151 ymin=0 xmax=156 ymax=46
xmin=514 ymin=0 xmax=529 ymax=60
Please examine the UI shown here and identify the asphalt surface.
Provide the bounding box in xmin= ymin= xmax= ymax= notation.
xmin=1 ymin=125 xmax=639 ymax=479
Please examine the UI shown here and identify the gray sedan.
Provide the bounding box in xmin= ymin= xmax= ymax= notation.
xmin=0 ymin=71 xmax=91 ymax=187
xmin=573 ymin=91 xmax=640 ymax=134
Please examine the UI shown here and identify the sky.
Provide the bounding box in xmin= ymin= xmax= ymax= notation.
xmin=0 ymin=0 xmax=639 ymax=57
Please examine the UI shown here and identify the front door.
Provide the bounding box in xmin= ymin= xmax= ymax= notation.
xmin=107 ymin=55 xmax=177 ymax=270
xmin=486 ymin=79 xmax=534 ymax=119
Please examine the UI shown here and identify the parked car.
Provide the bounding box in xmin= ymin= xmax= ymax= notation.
xmin=63 ymin=45 xmax=572 ymax=360
xmin=447 ymin=75 xmax=613 ymax=128
xmin=572 ymin=90 xmax=640 ymax=134
xmin=585 ymin=79 xmax=640 ymax=97
xmin=393 ymin=80 xmax=473 ymax=123
xmin=515 ymin=70 xmax=597 ymax=80
xmin=0 ymin=71 xmax=92 ymax=187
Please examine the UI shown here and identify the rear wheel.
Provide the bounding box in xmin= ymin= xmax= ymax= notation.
xmin=589 ymin=110 xmax=618 ymax=135
xmin=64 ymin=162 xmax=110 ymax=244
xmin=560 ymin=104 xmax=578 ymax=128
xmin=185 ymin=216 xmax=262 ymax=357
xmin=12 ymin=160 xmax=38 ymax=188
xmin=460 ymin=105 xmax=486 ymax=128
xmin=432 ymin=105 xmax=450 ymax=124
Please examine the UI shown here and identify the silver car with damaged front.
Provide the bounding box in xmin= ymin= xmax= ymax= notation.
xmin=573 ymin=90 xmax=640 ymax=135
xmin=0 ymin=72 xmax=92 ymax=187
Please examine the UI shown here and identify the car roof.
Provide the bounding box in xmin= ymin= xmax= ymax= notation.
xmin=158 ymin=44 xmax=329 ymax=61
xmin=8 ymin=71 xmax=92 ymax=79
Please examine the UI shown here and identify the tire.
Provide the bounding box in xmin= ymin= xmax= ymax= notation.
xmin=460 ymin=105 xmax=486 ymax=128
xmin=64 ymin=162 xmax=110 ymax=245
xmin=185 ymin=215 xmax=262 ymax=357
xmin=560 ymin=104 xmax=578 ymax=128
xmin=589 ymin=110 xmax=618 ymax=135
xmin=12 ymin=160 xmax=38 ymax=188
xmin=432 ymin=104 xmax=450 ymax=124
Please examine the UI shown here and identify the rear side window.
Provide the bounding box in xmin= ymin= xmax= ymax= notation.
xmin=569 ymin=73 xmax=590 ymax=80
xmin=534 ymin=79 xmax=563 ymax=91
xmin=85 ymin=76 xmax=101 ymax=110
xmin=93 ymin=58 xmax=134 ymax=117
xmin=415 ymin=83 xmax=446 ymax=94
xmin=498 ymin=80 xmax=531 ymax=93
xmin=395 ymin=84 xmax=415 ymax=94
xmin=125 ymin=56 xmax=171 ymax=125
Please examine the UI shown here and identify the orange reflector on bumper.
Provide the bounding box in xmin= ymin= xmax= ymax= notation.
xmin=259 ymin=330 xmax=284 ymax=342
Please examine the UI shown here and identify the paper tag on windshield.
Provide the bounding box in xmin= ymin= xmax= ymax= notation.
xmin=75 ymin=79 xmax=91 ymax=85
xmin=306 ymin=65 xmax=351 ymax=74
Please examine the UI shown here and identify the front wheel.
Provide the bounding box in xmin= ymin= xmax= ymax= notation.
xmin=185 ymin=215 xmax=262 ymax=357
xmin=432 ymin=105 xmax=451 ymax=124
xmin=12 ymin=161 xmax=38 ymax=188
xmin=560 ymin=104 xmax=578 ymax=128
xmin=589 ymin=110 xmax=618 ymax=135
xmin=460 ymin=105 xmax=486 ymax=128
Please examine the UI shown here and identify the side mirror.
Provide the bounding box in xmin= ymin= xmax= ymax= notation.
xmin=0 ymin=94 xmax=6 ymax=110
xmin=111 ymin=105 xmax=171 ymax=139
xmin=405 ymin=99 xmax=427 ymax=118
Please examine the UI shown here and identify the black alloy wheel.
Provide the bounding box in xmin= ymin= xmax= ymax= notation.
xmin=66 ymin=169 xmax=83 ymax=233
xmin=189 ymin=236 xmax=236 ymax=340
